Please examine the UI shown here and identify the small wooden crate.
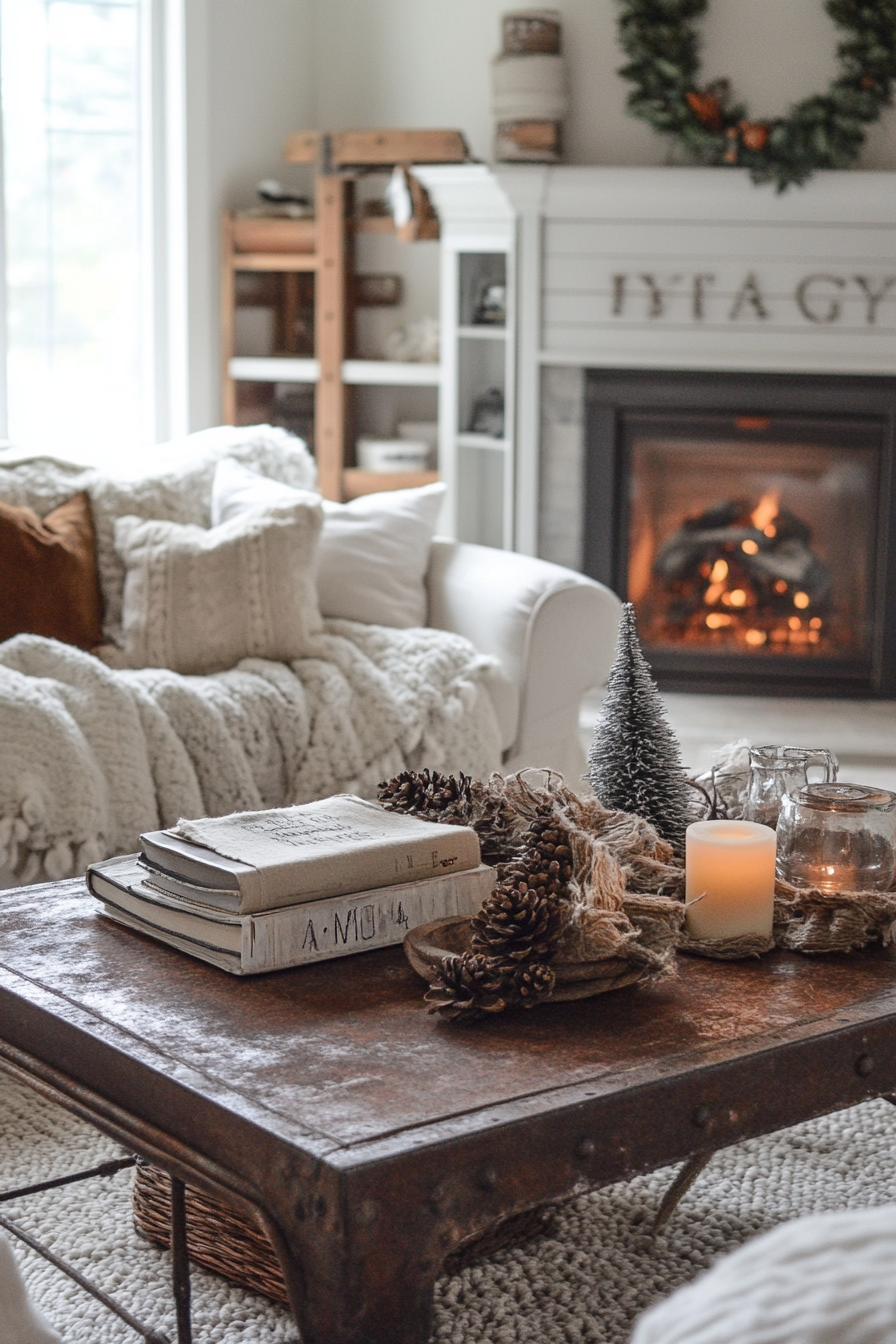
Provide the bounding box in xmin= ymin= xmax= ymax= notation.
xmin=232 ymin=215 xmax=316 ymax=254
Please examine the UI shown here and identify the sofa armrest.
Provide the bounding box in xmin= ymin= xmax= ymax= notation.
xmin=426 ymin=539 xmax=622 ymax=775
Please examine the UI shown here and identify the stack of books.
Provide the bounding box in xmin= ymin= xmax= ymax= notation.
xmin=88 ymin=794 xmax=492 ymax=975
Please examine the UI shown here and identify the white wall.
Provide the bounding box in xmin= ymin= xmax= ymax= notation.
xmin=187 ymin=0 xmax=896 ymax=430
xmin=312 ymin=0 xmax=896 ymax=169
xmin=184 ymin=0 xmax=315 ymax=430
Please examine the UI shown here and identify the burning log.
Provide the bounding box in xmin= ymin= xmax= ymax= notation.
xmin=649 ymin=494 xmax=832 ymax=650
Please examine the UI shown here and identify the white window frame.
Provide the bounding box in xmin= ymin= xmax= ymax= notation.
xmin=0 ymin=0 xmax=190 ymax=448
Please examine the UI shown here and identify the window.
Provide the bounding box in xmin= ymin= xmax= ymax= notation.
xmin=1 ymin=0 xmax=152 ymax=459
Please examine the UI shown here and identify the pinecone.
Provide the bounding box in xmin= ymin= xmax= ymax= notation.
xmin=377 ymin=770 xmax=524 ymax=863
xmin=496 ymin=812 xmax=575 ymax=893
xmin=510 ymin=960 xmax=556 ymax=1007
xmin=378 ymin=769 xmax=474 ymax=825
xmin=471 ymin=879 xmax=566 ymax=963
xmin=470 ymin=790 xmax=520 ymax=865
xmin=424 ymin=952 xmax=509 ymax=1023
xmin=471 ymin=811 xmax=574 ymax=964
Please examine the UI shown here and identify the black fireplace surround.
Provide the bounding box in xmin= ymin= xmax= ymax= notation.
xmin=584 ymin=370 xmax=896 ymax=697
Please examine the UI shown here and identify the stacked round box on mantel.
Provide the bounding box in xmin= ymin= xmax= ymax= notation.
xmin=492 ymin=9 xmax=568 ymax=163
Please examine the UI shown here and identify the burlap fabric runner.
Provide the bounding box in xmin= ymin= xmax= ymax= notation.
xmin=680 ymin=879 xmax=896 ymax=960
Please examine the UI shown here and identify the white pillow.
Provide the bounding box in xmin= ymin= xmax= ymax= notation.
xmin=114 ymin=498 xmax=323 ymax=674
xmin=212 ymin=457 xmax=446 ymax=628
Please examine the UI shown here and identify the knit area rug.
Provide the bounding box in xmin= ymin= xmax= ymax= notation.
xmin=3 ymin=1077 xmax=896 ymax=1343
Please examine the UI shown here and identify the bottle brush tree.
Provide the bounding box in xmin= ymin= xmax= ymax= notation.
xmin=587 ymin=602 xmax=691 ymax=854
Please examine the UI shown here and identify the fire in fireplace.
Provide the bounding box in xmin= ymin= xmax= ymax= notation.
xmin=648 ymin=488 xmax=831 ymax=652
xmin=630 ymin=424 xmax=876 ymax=663
xmin=585 ymin=371 xmax=896 ymax=696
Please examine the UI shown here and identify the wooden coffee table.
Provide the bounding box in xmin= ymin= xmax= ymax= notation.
xmin=1 ymin=879 xmax=895 ymax=1344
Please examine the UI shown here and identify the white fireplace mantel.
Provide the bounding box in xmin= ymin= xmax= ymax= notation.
xmin=495 ymin=165 xmax=896 ymax=553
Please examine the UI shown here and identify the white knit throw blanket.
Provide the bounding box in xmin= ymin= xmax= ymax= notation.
xmin=0 ymin=430 xmax=502 ymax=884
xmin=0 ymin=626 xmax=501 ymax=885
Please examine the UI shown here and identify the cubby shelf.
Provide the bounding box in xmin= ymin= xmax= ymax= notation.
xmin=412 ymin=161 xmax=518 ymax=549
xmin=223 ymin=151 xmax=517 ymax=548
xmin=229 ymin=356 xmax=319 ymax=383
xmin=341 ymin=360 xmax=441 ymax=386
xmin=457 ymin=325 xmax=507 ymax=340
xmin=457 ymin=434 xmax=509 ymax=450
xmin=228 ymin=357 xmax=441 ymax=387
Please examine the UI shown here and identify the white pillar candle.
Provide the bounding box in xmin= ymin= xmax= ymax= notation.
xmin=685 ymin=820 xmax=776 ymax=940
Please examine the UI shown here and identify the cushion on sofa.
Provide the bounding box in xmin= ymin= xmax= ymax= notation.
xmin=212 ymin=457 xmax=446 ymax=628
xmin=114 ymin=497 xmax=324 ymax=674
xmin=0 ymin=490 xmax=104 ymax=650
xmin=0 ymin=424 xmax=318 ymax=649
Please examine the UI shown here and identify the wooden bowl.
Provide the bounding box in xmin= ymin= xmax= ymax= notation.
xmin=404 ymin=916 xmax=649 ymax=1002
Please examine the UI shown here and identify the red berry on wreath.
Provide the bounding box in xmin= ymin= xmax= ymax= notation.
xmin=739 ymin=120 xmax=770 ymax=151
xmin=686 ymin=90 xmax=723 ymax=132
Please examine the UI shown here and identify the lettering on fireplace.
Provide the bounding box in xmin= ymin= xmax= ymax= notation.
xmin=610 ymin=272 xmax=896 ymax=326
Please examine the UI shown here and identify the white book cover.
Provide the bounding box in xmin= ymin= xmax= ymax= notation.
xmin=145 ymin=795 xmax=481 ymax=913
xmin=91 ymin=855 xmax=495 ymax=975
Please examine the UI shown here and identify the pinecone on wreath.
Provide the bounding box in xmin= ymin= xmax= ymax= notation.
xmin=378 ymin=768 xmax=473 ymax=821
xmin=427 ymin=810 xmax=576 ymax=1021
xmin=473 ymin=812 xmax=574 ymax=957
xmin=587 ymin=604 xmax=691 ymax=856
xmin=475 ymin=814 xmax=572 ymax=949
xmin=377 ymin=769 xmax=521 ymax=864
xmin=511 ymin=960 xmax=557 ymax=1006
xmin=424 ymin=952 xmax=508 ymax=1023
xmin=471 ymin=875 xmax=567 ymax=964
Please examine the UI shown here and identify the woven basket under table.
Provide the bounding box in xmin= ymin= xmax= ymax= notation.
xmin=133 ymin=1163 xmax=555 ymax=1302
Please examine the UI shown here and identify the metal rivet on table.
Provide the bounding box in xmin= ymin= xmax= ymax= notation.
xmin=476 ymin=1166 xmax=498 ymax=1191
xmin=355 ymin=1199 xmax=378 ymax=1226
xmin=855 ymin=1053 xmax=874 ymax=1077
xmin=575 ymin=1138 xmax=596 ymax=1159
xmin=692 ymin=1104 xmax=710 ymax=1128
xmin=428 ymin=1183 xmax=448 ymax=1214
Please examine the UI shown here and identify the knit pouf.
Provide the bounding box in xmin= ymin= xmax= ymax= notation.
xmin=0 ymin=1232 xmax=63 ymax=1344
xmin=632 ymin=1203 xmax=896 ymax=1344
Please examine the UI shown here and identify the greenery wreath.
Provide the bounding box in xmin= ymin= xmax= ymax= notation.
xmin=616 ymin=0 xmax=896 ymax=191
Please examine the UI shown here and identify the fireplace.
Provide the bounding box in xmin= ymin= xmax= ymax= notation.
xmin=585 ymin=370 xmax=896 ymax=696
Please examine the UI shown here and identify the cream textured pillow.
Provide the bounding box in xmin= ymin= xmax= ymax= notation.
xmin=211 ymin=457 xmax=446 ymax=628
xmin=114 ymin=499 xmax=323 ymax=674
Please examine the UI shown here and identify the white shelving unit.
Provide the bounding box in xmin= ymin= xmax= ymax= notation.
xmin=229 ymin=357 xmax=319 ymax=383
xmin=224 ymin=160 xmax=518 ymax=537
xmin=227 ymin=357 xmax=440 ymax=386
xmin=341 ymin=360 xmax=441 ymax=386
xmin=413 ymin=164 xmax=517 ymax=549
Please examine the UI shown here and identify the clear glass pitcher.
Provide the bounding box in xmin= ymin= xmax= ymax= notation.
xmin=744 ymin=744 xmax=838 ymax=828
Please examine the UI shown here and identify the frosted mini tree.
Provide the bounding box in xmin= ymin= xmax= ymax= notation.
xmin=587 ymin=603 xmax=691 ymax=855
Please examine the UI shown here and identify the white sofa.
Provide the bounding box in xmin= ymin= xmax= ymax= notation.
xmin=0 ymin=431 xmax=621 ymax=885
xmin=428 ymin=538 xmax=620 ymax=780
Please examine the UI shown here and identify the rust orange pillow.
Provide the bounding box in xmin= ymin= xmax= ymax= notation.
xmin=0 ymin=490 xmax=104 ymax=649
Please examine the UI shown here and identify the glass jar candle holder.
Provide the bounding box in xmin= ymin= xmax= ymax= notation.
xmin=776 ymin=783 xmax=896 ymax=893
